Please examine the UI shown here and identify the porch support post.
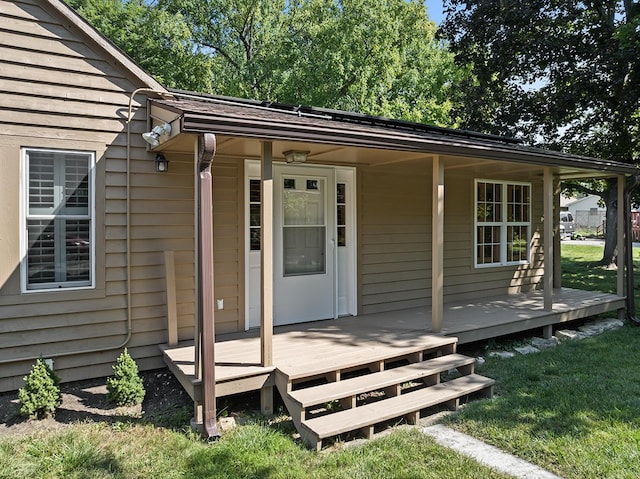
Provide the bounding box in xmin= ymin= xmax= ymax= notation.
xmin=260 ymin=142 xmax=274 ymax=367
xmin=617 ymin=175 xmax=625 ymax=300
xmin=198 ymin=133 xmax=220 ymax=439
xmin=431 ymin=155 xmax=444 ymax=333
xmin=553 ymin=178 xmax=562 ymax=288
xmin=260 ymin=142 xmax=274 ymax=416
xmin=543 ymin=167 xmax=554 ymax=311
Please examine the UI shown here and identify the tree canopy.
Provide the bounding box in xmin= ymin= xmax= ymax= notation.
xmin=440 ymin=0 xmax=640 ymax=264
xmin=69 ymin=0 xmax=464 ymax=126
xmin=68 ymin=0 xmax=214 ymax=91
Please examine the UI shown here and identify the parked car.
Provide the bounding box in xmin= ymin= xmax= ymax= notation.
xmin=560 ymin=212 xmax=575 ymax=239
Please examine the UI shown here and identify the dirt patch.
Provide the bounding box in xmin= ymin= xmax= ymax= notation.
xmin=0 ymin=369 xmax=192 ymax=438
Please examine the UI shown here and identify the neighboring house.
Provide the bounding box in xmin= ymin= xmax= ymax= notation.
xmin=1 ymin=0 xmax=636 ymax=447
xmin=561 ymin=194 xmax=606 ymax=231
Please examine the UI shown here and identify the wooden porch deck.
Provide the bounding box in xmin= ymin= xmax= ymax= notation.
xmin=161 ymin=287 xmax=624 ymax=402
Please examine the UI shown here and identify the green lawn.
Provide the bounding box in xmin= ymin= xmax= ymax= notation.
xmin=0 ymin=422 xmax=512 ymax=479
xmin=561 ymin=243 xmax=640 ymax=305
xmin=2 ymin=244 xmax=639 ymax=478
xmin=448 ymin=326 xmax=640 ymax=479
xmin=445 ymin=243 xmax=640 ymax=479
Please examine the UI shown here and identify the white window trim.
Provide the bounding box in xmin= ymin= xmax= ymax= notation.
xmin=474 ymin=179 xmax=531 ymax=268
xmin=20 ymin=148 xmax=96 ymax=293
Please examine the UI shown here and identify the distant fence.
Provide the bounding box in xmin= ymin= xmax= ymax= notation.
xmin=633 ymin=211 xmax=640 ymax=242
xmin=574 ymin=210 xmax=606 ymax=230
xmin=573 ymin=210 xmax=640 ymax=241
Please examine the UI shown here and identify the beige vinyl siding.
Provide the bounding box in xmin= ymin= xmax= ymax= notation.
xmin=0 ymin=0 xmax=190 ymax=392
xmin=442 ymin=170 xmax=545 ymax=302
xmin=212 ymin=157 xmax=242 ymax=333
xmin=357 ymin=160 xmax=546 ymax=318
xmin=359 ymin=163 xmax=431 ymax=314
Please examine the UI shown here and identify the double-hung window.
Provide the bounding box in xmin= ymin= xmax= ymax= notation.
xmin=23 ymin=148 xmax=95 ymax=291
xmin=475 ymin=179 xmax=531 ymax=267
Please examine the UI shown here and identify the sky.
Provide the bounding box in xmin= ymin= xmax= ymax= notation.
xmin=424 ymin=0 xmax=445 ymax=24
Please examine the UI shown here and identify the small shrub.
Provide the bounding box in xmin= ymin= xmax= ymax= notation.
xmin=107 ymin=348 xmax=145 ymax=406
xmin=18 ymin=358 xmax=62 ymax=418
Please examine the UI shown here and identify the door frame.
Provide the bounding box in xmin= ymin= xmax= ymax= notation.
xmin=244 ymin=160 xmax=357 ymax=330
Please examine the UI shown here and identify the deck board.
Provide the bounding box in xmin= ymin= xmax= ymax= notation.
xmin=161 ymin=287 xmax=624 ymax=398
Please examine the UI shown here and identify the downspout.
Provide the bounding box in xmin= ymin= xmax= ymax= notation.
xmin=624 ymin=175 xmax=640 ymax=325
xmin=197 ymin=133 xmax=220 ymax=439
xmin=0 ymin=88 xmax=164 ymax=366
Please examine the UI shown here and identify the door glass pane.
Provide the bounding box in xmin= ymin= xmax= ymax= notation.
xmin=283 ymin=178 xmax=324 ymax=225
xmin=337 ymin=182 xmax=346 ymax=247
xmin=283 ymin=227 xmax=326 ymax=275
xmin=282 ymin=176 xmax=326 ymax=276
xmin=249 ymin=179 xmax=261 ymax=251
xmin=250 ymin=204 xmax=261 ymax=226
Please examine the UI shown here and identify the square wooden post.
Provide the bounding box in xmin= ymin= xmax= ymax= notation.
xmin=260 ymin=142 xmax=274 ymax=416
xmin=617 ymin=175 xmax=625 ymax=298
xmin=543 ymin=167 xmax=554 ymax=311
xmin=260 ymin=141 xmax=274 ymax=367
xmin=432 ymin=156 xmax=444 ymax=333
xmin=553 ymin=178 xmax=562 ymax=289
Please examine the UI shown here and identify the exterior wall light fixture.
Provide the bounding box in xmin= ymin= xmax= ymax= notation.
xmin=155 ymin=153 xmax=169 ymax=172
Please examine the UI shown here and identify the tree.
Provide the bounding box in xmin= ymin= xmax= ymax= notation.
xmin=440 ymin=0 xmax=640 ymax=265
xmin=18 ymin=358 xmax=62 ymax=418
xmin=107 ymin=348 xmax=146 ymax=407
xmin=275 ymin=0 xmax=465 ymax=125
xmin=67 ymin=0 xmax=214 ymax=92
xmin=70 ymin=0 xmax=465 ymax=127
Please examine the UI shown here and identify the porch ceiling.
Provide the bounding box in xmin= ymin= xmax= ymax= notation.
xmin=154 ymin=132 xmax=619 ymax=180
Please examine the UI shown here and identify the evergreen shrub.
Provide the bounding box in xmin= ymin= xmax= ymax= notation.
xmin=107 ymin=348 xmax=145 ymax=406
xmin=18 ymin=357 xmax=62 ymax=418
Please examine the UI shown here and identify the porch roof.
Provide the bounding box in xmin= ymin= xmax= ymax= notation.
xmin=150 ymin=92 xmax=638 ymax=177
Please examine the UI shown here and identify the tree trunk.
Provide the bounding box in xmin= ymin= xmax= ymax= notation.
xmin=601 ymin=178 xmax=619 ymax=266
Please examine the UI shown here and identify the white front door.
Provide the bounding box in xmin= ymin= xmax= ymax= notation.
xmin=245 ymin=161 xmax=356 ymax=329
xmin=273 ymin=165 xmax=336 ymax=325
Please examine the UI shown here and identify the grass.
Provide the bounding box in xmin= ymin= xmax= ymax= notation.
xmin=561 ymin=244 xmax=617 ymax=292
xmin=448 ymin=326 xmax=640 ymax=479
xmin=444 ymin=243 xmax=640 ymax=478
xmin=561 ymin=243 xmax=640 ymax=316
xmin=2 ymin=243 xmax=639 ymax=478
xmin=0 ymin=422 xmax=512 ymax=479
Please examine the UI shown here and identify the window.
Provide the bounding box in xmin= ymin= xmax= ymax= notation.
xmin=337 ymin=183 xmax=346 ymax=247
xmin=249 ymin=179 xmax=261 ymax=251
xmin=23 ymin=149 xmax=94 ymax=291
xmin=475 ymin=180 xmax=530 ymax=267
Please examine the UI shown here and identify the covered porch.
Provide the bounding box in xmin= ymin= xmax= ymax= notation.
xmin=161 ymin=286 xmax=625 ymax=406
xmin=147 ymin=93 xmax=633 ymax=443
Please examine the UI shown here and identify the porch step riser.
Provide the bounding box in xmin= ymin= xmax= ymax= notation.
xmin=288 ymin=353 xmax=476 ymax=413
xmin=300 ymin=374 xmax=495 ymax=450
xmin=281 ymin=336 xmax=457 ymax=383
xmin=274 ymin=339 xmax=495 ymax=451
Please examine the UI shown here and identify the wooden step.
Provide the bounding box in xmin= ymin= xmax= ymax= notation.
xmin=289 ymin=353 xmax=475 ymax=412
xmin=299 ymin=374 xmax=495 ymax=451
xmin=278 ymin=334 xmax=458 ymax=383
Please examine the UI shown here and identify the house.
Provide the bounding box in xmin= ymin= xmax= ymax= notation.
xmin=1 ymin=0 xmax=636 ymax=448
xmin=561 ymin=194 xmax=606 ymax=232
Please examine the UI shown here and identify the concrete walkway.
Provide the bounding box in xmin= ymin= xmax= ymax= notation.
xmin=423 ymin=424 xmax=564 ymax=479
